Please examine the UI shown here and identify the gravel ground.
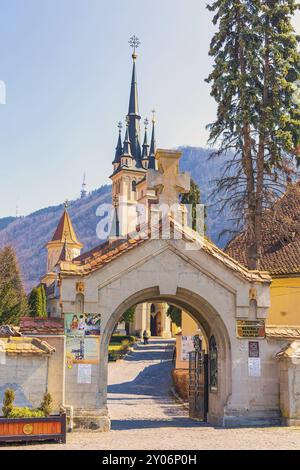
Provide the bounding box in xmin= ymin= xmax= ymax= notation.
xmin=2 ymin=338 xmax=300 ymax=450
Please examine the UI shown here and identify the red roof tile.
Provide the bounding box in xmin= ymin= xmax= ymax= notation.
xmin=20 ymin=317 xmax=64 ymax=335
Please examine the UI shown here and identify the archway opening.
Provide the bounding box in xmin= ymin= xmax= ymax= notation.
xmin=102 ymin=288 xmax=230 ymax=429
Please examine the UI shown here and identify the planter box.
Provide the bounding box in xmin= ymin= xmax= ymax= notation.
xmin=0 ymin=414 xmax=66 ymax=444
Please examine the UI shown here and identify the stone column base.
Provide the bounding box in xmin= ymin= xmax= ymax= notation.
xmin=282 ymin=418 xmax=300 ymax=427
xmin=73 ymin=408 xmax=111 ymax=432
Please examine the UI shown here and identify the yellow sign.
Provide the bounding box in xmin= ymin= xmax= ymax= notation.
xmin=237 ymin=320 xmax=266 ymax=339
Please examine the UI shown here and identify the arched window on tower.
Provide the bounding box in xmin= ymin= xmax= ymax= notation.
xmin=209 ymin=335 xmax=218 ymax=392
xmin=132 ymin=180 xmax=137 ymax=192
xmin=150 ymin=303 xmax=156 ymax=314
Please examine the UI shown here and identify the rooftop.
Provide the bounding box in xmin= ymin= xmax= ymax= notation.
xmin=0 ymin=337 xmax=56 ymax=355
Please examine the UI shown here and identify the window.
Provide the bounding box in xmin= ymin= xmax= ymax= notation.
xmin=132 ymin=180 xmax=137 ymax=192
xmin=209 ymin=335 xmax=218 ymax=392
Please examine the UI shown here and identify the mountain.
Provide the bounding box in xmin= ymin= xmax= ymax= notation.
xmin=0 ymin=148 xmax=233 ymax=291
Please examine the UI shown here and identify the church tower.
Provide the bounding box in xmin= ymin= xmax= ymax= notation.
xmin=45 ymin=202 xmax=83 ymax=279
xmin=110 ymin=36 xmax=157 ymax=237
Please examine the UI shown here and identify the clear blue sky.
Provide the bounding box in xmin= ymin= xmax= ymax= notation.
xmin=0 ymin=1 xmax=299 ymax=218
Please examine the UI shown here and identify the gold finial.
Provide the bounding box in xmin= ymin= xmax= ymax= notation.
xmin=64 ymin=200 xmax=69 ymax=210
xmin=129 ymin=35 xmax=140 ymax=59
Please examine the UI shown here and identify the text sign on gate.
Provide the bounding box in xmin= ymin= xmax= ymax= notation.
xmin=236 ymin=320 xmax=266 ymax=339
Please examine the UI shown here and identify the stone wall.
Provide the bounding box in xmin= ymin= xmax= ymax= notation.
xmin=0 ymin=355 xmax=48 ymax=411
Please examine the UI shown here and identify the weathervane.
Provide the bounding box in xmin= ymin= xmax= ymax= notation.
xmin=118 ymin=121 xmax=123 ymax=133
xmin=64 ymin=200 xmax=69 ymax=210
xmin=129 ymin=35 xmax=140 ymax=57
xmin=144 ymin=118 xmax=149 ymax=130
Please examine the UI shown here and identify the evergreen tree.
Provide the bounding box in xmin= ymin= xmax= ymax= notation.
xmin=28 ymin=285 xmax=47 ymax=318
xmin=167 ymin=305 xmax=182 ymax=328
xmin=206 ymin=0 xmax=300 ymax=269
xmin=0 ymin=246 xmax=28 ymax=325
xmin=180 ymin=179 xmax=205 ymax=232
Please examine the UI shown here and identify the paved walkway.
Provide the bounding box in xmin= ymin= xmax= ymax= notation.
xmin=3 ymin=338 xmax=300 ymax=450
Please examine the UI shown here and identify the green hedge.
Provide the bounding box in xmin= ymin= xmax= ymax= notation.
xmin=110 ymin=335 xmax=136 ymax=345
xmin=8 ymin=407 xmax=45 ymax=418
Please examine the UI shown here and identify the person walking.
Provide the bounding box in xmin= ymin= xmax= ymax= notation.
xmin=143 ymin=330 xmax=149 ymax=345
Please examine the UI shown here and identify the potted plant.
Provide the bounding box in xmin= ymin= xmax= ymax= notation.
xmin=0 ymin=389 xmax=66 ymax=443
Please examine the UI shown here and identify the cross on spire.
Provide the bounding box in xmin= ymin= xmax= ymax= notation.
xmin=129 ymin=35 xmax=141 ymax=56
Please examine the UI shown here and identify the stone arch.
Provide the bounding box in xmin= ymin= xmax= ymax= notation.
xmin=99 ymin=286 xmax=232 ymax=425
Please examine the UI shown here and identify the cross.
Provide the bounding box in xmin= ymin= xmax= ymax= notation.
xmin=147 ymin=149 xmax=190 ymax=207
xmin=129 ymin=35 xmax=141 ymax=54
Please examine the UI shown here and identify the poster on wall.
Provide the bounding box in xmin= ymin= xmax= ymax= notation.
xmin=65 ymin=313 xmax=101 ymax=336
xmin=248 ymin=358 xmax=261 ymax=377
xmin=77 ymin=364 xmax=92 ymax=384
xmin=65 ymin=313 xmax=101 ymax=366
xmin=181 ymin=336 xmax=195 ymax=361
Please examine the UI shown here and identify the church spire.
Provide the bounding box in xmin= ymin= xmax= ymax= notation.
xmin=112 ymin=122 xmax=123 ymax=166
xmin=127 ymin=35 xmax=142 ymax=164
xmin=149 ymin=110 xmax=157 ymax=169
xmin=122 ymin=119 xmax=132 ymax=157
xmin=142 ymin=118 xmax=150 ymax=165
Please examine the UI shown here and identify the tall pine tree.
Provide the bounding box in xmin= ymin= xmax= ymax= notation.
xmin=0 ymin=246 xmax=28 ymax=325
xmin=28 ymin=285 xmax=47 ymax=318
xmin=207 ymin=0 xmax=300 ymax=269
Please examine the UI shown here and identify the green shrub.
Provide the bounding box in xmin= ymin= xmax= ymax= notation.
xmin=110 ymin=335 xmax=135 ymax=345
xmin=39 ymin=392 xmax=53 ymax=417
xmin=2 ymin=388 xmax=15 ymax=418
xmin=8 ymin=407 xmax=45 ymax=418
xmin=121 ymin=339 xmax=130 ymax=350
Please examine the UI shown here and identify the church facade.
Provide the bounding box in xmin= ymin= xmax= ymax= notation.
xmin=33 ymin=43 xmax=300 ymax=430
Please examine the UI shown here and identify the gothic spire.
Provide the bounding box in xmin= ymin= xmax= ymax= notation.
xmin=122 ymin=120 xmax=132 ymax=157
xmin=112 ymin=122 xmax=123 ymax=165
xmin=142 ymin=118 xmax=150 ymax=162
xmin=127 ymin=35 xmax=142 ymax=164
xmin=149 ymin=110 xmax=157 ymax=169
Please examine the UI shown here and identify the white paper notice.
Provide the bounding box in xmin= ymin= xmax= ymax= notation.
xmin=181 ymin=336 xmax=195 ymax=361
xmin=248 ymin=358 xmax=261 ymax=377
xmin=77 ymin=364 xmax=92 ymax=384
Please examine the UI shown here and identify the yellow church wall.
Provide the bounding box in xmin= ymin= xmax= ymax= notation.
xmin=268 ymin=277 xmax=300 ymax=326
xmin=175 ymin=311 xmax=206 ymax=370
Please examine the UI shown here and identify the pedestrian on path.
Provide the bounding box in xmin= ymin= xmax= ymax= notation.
xmin=143 ymin=330 xmax=149 ymax=345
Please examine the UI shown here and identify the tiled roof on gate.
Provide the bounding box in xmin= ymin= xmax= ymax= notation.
xmin=226 ymin=182 xmax=300 ymax=275
xmin=59 ymin=217 xmax=270 ymax=283
xmin=0 ymin=337 xmax=56 ymax=355
xmin=0 ymin=325 xmax=21 ymax=338
xmin=20 ymin=317 xmax=64 ymax=335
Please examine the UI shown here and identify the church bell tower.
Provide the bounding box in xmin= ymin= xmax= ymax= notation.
xmin=110 ymin=36 xmax=157 ymax=238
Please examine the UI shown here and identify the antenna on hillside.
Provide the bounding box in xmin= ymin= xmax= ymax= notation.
xmin=81 ymin=173 xmax=87 ymax=199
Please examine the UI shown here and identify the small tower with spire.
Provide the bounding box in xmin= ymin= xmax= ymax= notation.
xmin=81 ymin=173 xmax=87 ymax=199
xmin=110 ymin=36 xmax=159 ymax=237
xmin=44 ymin=201 xmax=83 ymax=279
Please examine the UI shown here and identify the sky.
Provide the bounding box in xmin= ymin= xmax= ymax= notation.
xmin=0 ymin=1 xmax=299 ymax=218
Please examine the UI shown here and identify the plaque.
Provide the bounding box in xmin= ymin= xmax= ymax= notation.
xmin=237 ymin=320 xmax=265 ymax=339
xmin=249 ymin=341 xmax=259 ymax=358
